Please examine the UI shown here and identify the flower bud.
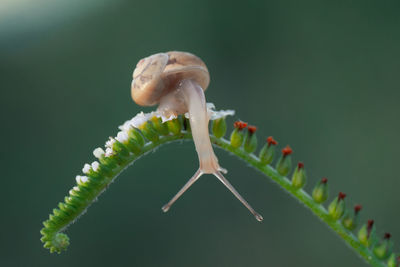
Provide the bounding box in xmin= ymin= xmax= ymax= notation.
xmin=387 ymin=253 xmax=399 ymax=267
xmin=328 ymin=192 xmax=346 ymax=220
xmin=312 ymin=177 xmax=329 ymax=203
xmin=103 ymin=138 xmax=125 ymax=165
xmin=58 ymin=202 xmax=76 ymax=216
xmin=150 ymin=116 xmax=169 ymax=136
xmin=358 ymin=219 xmax=376 ymax=247
xmin=112 ymin=140 xmax=130 ymax=158
xmin=97 ymin=152 xmax=117 ymax=170
xmin=84 ymin=161 xmax=108 ymax=182
xmin=116 ymin=130 xmax=141 ymax=155
xmin=48 ymin=233 xmax=69 ymax=254
xmin=291 ymin=162 xmax=307 ymax=189
xmin=373 ymin=233 xmax=393 ymax=260
xmin=259 ymin=136 xmax=277 ymax=165
xmin=139 ymin=121 xmax=159 ymax=142
xmin=276 ymin=145 xmax=292 ymax=176
xmin=103 ymin=138 xmax=129 ymax=165
xmin=342 ymin=204 xmax=362 ymax=231
xmin=244 ymin=125 xmax=258 ymax=153
xmin=64 ymin=196 xmax=82 ymax=210
xmin=117 ymin=127 xmax=144 ymax=155
xmin=128 ymin=127 xmax=145 ymax=147
xmin=212 ymin=117 xmax=227 ymax=138
xmin=230 ymin=121 xmax=247 ymax=148
xmin=75 ymin=175 xmax=89 ymax=186
xmin=52 ymin=208 xmax=68 ymax=218
xmin=125 ymin=138 xmax=142 ymax=155
xmin=167 ymin=118 xmax=182 ymax=135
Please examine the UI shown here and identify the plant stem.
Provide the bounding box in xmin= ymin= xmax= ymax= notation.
xmin=210 ymin=136 xmax=385 ymax=267
xmin=41 ymin=132 xmax=387 ymax=266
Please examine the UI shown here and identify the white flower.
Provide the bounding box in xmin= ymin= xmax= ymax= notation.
xmin=82 ymin=164 xmax=91 ymax=174
xmin=119 ymin=113 xmax=146 ymax=133
xmin=207 ymin=102 xmax=216 ymax=110
xmin=75 ymin=175 xmax=89 ymax=185
xmin=207 ymin=103 xmax=235 ymax=120
xmin=117 ymin=104 xmax=234 ymax=137
xmin=119 ymin=111 xmax=172 ymax=130
xmin=160 ymin=113 xmax=177 ymax=123
xmin=210 ymin=109 xmax=235 ymax=120
xmin=130 ymin=112 xmax=152 ymax=128
xmin=69 ymin=186 xmax=80 ymax=196
xmin=105 ymin=137 xmax=115 ymax=148
xmin=118 ymin=121 xmax=131 ymax=132
xmin=105 ymin=147 xmax=114 ymax=157
xmin=116 ymin=131 xmax=129 ymax=143
xmin=93 ymin=147 xmax=105 ymax=159
xmin=91 ymin=161 xmax=100 ymax=172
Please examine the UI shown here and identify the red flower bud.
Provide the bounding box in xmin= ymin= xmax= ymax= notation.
xmin=282 ymin=145 xmax=293 ymax=157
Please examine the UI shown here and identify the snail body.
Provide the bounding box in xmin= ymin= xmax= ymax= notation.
xmin=131 ymin=51 xmax=262 ymax=221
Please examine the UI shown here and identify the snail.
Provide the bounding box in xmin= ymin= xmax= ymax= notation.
xmin=131 ymin=51 xmax=263 ymax=221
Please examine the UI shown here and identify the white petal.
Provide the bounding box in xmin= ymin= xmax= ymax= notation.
xmin=105 ymin=147 xmax=114 ymax=157
xmin=210 ymin=109 xmax=235 ymax=120
xmin=75 ymin=176 xmax=88 ymax=185
xmin=206 ymin=102 xmax=216 ymax=110
xmin=116 ymin=131 xmax=129 ymax=143
xmin=118 ymin=120 xmax=132 ymax=132
xmin=93 ymin=147 xmax=105 ymax=159
xmin=160 ymin=114 xmax=177 ymax=123
xmin=91 ymin=161 xmax=100 ymax=172
xmin=82 ymin=164 xmax=91 ymax=174
xmin=130 ymin=112 xmax=149 ymax=128
xmin=105 ymin=137 xmax=115 ymax=148
xmin=207 ymin=102 xmax=235 ymax=120
xmin=69 ymin=186 xmax=80 ymax=196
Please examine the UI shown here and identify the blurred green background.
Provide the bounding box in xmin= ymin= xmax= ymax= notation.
xmin=1 ymin=1 xmax=399 ymax=266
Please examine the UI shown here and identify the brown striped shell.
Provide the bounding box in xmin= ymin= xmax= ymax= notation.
xmin=131 ymin=51 xmax=210 ymax=106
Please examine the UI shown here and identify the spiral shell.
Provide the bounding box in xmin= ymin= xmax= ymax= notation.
xmin=131 ymin=51 xmax=210 ymax=106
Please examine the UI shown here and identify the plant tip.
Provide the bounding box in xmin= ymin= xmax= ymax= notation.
xmin=354 ymin=204 xmax=362 ymax=213
xmin=282 ymin=145 xmax=293 ymax=156
xmin=247 ymin=125 xmax=257 ymax=134
xmin=367 ymin=219 xmax=374 ymax=237
xmin=384 ymin=233 xmax=391 ymax=240
xmin=266 ymin=136 xmax=278 ymax=146
xmin=234 ymin=121 xmax=247 ymax=130
xmin=367 ymin=219 xmax=374 ymax=228
xmin=338 ymin=192 xmax=346 ymax=200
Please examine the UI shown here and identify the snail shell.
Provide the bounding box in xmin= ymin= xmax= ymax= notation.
xmin=131 ymin=51 xmax=210 ymax=106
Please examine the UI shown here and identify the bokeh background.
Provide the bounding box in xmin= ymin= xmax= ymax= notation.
xmin=1 ymin=1 xmax=399 ymax=266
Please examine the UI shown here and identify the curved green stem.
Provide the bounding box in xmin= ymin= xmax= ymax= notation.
xmin=41 ymin=128 xmax=392 ymax=266
xmin=210 ymin=136 xmax=385 ymax=267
